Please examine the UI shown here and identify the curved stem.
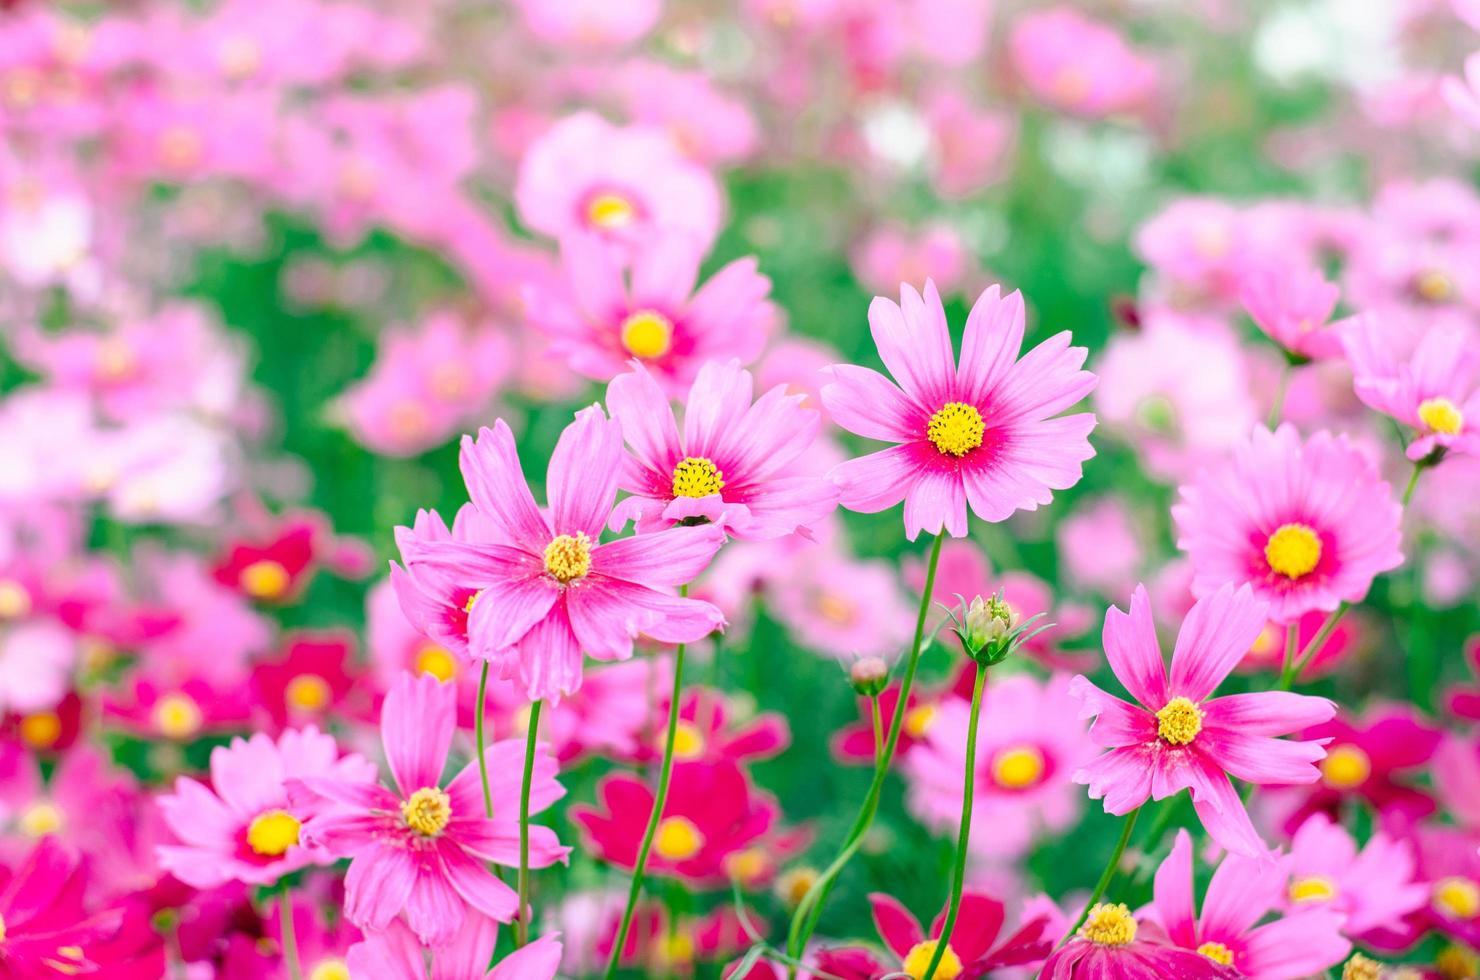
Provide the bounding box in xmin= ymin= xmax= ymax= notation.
xmin=786 ymin=534 xmax=944 ymax=968
xmin=1279 ymin=603 xmax=1347 ymax=692
xmin=921 ymin=663 xmax=988 ymax=980
xmin=278 ymin=887 xmax=302 ymax=980
xmin=603 ymin=588 xmax=691 ymax=980
xmin=1057 ymin=807 xmax=1140 ymax=948
xmin=516 ymin=699 xmax=543 ymax=947
xmin=476 ymin=661 xmax=494 ymax=817
xmin=1268 ymin=361 xmax=1290 ymax=429
xmin=1401 ymin=461 xmax=1424 ymax=506
xmin=870 ymin=694 xmax=884 ymax=761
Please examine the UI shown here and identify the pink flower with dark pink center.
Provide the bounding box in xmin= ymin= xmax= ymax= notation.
xmin=1041 ymin=901 xmax=1240 ymax=980
xmin=1172 ymin=425 xmax=1404 ymax=624
xmin=822 ymin=282 xmax=1097 ymax=540
xmin=1070 ymin=584 xmax=1335 ymax=857
xmin=839 ymin=890 xmax=1055 ymax=977
xmin=1238 ymin=262 xmax=1344 ymax=360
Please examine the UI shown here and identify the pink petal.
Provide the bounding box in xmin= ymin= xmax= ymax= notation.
xmin=468 ymin=572 xmax=560 ymax=655
xmin=592 ymin=523 xmax=726 ymax=587
xmin=1239 ymin=910 xmax=1350 ymax=980
xmin=382 ymin=672 xmax=456 ymax=797
xmin=820 ymin=363 xmax=927 ymax=443
xmin=683 ymin=359 xmax=755 ymax=461
xmin=548 ymin=404 xmax=622 ymax=540
xmin=1150 ymin=830 xmax=1199 ymax=949
xmin=1102 ymin=585 xmax=1169 ymax=709
xmin=903 ymin=467 xmax=969 ymax=540
xmin=828 ymin=445 xmax=917 ymax=514
xmin=504 ymin=605 xmax=584 ymax=702
xmin=487 ymin=934 xmax=564 ymax=980
xmin=957 ymin=285 xmax=1027 ymax=409
xmin=1197 ymin=729 xmax=1328 ymax=786
xmin=868 ymin=892 xmax=925 ymax=958
xmin=1068 ymin=676 xmax=1158 ymax=749
xmin=404 ymin=855 xmax=467 ymax=946
xmin=631 ymin=232 xmax=702 ymax=309
xmin=1199 ymin=848 xmax=1287 ymax=941
xmin=1185 ymin=756 xmax=1270 ymax=859
xmin=1200 ymin=691 xmax=1335 ymax=736
xmin=437 ymin=840 xmax=519 ymax=924
xmin=1073 ymin=746 xmax=1154 ymax=815
xmin=345 ymin=844 xmax=418 ymax=933
xmin=1168 ymin=583 xmax=1268 ymax=701
xmin=985 ymin=331 xmax=1097 ymax=424
xmin=869 ymin=283 xmax=955 ymax=408
xmin=606 ymin=364 xmax=682 ymax=474
xmin=459 ymin=423 xmax=550 ymax=552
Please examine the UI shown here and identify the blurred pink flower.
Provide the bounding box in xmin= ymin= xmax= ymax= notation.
xmin=1173 ymin=425 xmax=1404 ymax=624
xmin=768 ymin=550 xmax=914 ymax=659
xmin=1009 ymin=7 xmax=1158 ymax=118
xmin=511 ymin=0 xmax=660 ymax=49
xmin=1057 ymin=496 xmax=1143 ymax=600
xmin=1071 ymin=584 xmax=1334 ymax=857
xmin=1282 ymin=813 xmax=1428 ymax=941
xmin=923 ymin=89 xmax=1017 ymax=199
xmin=1343 ymin=317 xmax=1480 ymax=462
xmin=346 ymin=911 xmax=562 ymax=980
xmin=615 ymin=60 xmax=758 ymax=165
xmin=850 ymin=222 xmax=971 ymax=296
xmin=1238 ymin=263 xmax=1344 ymax=361
xmin=823 ymin=283 xmax=1097 ymax=540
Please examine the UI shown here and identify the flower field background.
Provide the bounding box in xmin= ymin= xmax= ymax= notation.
xmin=2 ymin=1 xmax=1480 ymax=978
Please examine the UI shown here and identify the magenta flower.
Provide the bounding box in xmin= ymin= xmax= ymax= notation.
xmin=1143 ymin=830 xmax=1350 ymax=979
xmin=396 ymin=406 xmax=727 ymax=702
xmin=1343 ymin=317 xmax=1480 ymax=462
xmin=1172 ymin=424 xmax=1404 ymax=624
xmin=156 ymin=726 xmax=377 ymax=888
xmin=526 ymin=232 xmax=774 ymax=396
xmin=1283 ymin=814 xmax=1429 ymax=941
xmin=822 ymin=282 xmax=1097 ymax=540
xmin=1070 ymin=584 xmax=1335 ymax=857
xmin=292 ymin=672 xmax=569 ymax=946
xmin=605 ymin=360 xmax=838 ymax=539
xmin=1042 ymin=902 xmax=1240 ymax=980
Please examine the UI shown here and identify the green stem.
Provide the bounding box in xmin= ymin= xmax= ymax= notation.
xmin=785 ymin=534 xmax=944 ymax=968
xmin=1402 ymin=461 xmax=1423 ymax=506
xmin=603 ymin=588 xmax=692 ymax=980
xmin=1268 ymin=362 xmax=1290 ymax=429
xmin=1279 ymin=603 xmax=1347 ymax=692
xmin=516 ymin=699 xmax=543 ymax=947
xmin=476 ymin=661 xmax=494 ymax=818
xmin=921 ymin=663 xmax=988 ymax=980
xmin=1058 ymin=808 xmax=1140 ymax=948
xmin=870 ymin=694 xmax=883 ymax=761
xmin=278 ymin=887 xmax=302 ymax=980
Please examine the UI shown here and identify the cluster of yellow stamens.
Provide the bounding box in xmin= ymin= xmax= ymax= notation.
xmin=653 ymin=816 xmax=705 ymax=861
xmin=1434 ymin=876 xmax=1480 ymax=920
xmin=926 ymin=402 xmax=985 ymax=457
xmin=619 ymin=310 xmax=674 ymax=359
xmin=669 ymin=721 xmax=705 ymax=760
xmin=285 ymin=674 xmax=332 ymax=712
xmin=1342 ymin=953 xmax=1383 ymax=980
xmin=1197 ymin=941 xmax=1235 ymax=965
xmin=415 ymin=643 xmax=457 ymax=682
xmin=1414 ymin=269 xmax=1455 ymax=304
xmin=1418 ymin=396 xmax=1464 ymax=436
xmin=240 ymin=559 xmax=291 ymax=599
xmin=903 ymin=703 xmax=938 ymax=739
xmin=991 ymin=745 xmax=1045 ymax=790
xmin=1289 ymin=876 xmax=1338 ymax=903
xmin=1156 ymin=696 xmax=1204 ymax=746
xmin=246 ymin=809 xmax=301 ymax=857
xmin=1265 ymin=523 xmax=1322 ymax=580
xmin=154 ymin=693 xmax=204 ymax=739
xmin=1321 ymin=744 xmax=1372 ymax=789
xmin=308 ymin=959 xmax=352 ymax=980
xmin=671 ymin=456 xmax=725 ymax=498
xmin=1079 ymin=903 xmax=1137 ymax=946
xmin=402 ymin=787 xmax=452 ymax=837
xmin=543 ymin=532 xmax=593 ymax=583
xmin=586 ymin=192 xmax=637 ymax=230
xmin=901 ymin=940 xmax=962 ymax=980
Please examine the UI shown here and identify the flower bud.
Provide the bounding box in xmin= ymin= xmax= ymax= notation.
xmin=946 ymin=591 xmax=1045 ymax=666
xmin=847 ymin=655 xmax=890 ymax=696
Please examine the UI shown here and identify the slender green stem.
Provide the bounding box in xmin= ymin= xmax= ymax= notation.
xmin=1402 ymin=461 xmax=1423 ymax=506
xmin=870 ymin=694 xmax=883 ymax=761
xmin=921 ymin=663 xmax=988 ymax=980
xmin=278 ymin=887 xmax=302 ymax=980
xmin=1058 ymin=807 xmax=1140 ymax=948
xmin=786 ymin=534 xmax=945 ymax=969
xmin=603 ymin=588 xmax=692 ymax=980
xmin=1268 ymin=362 xmax=1290 ymax=429
xmin=476 ymin=661 xmax=494 ymax=817
xmin=516 ymin=699 xmax=543 ymax=947
xmin=1279 ymin=603 xmax=1347 ymax=692
xmin=1279 ymin=622 xmax=1298 ymax=684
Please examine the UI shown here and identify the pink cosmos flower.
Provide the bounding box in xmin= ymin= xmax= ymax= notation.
xmin=395 ymin=407 xmax=726 ymax=702
xmin=907 ymin=673 xmax=1097 ymax=859
xmin=628 ymin=686 xmax=790 ymax=769
xmin=1442 ymin=51 xmax=1480 ymax=129
xmin=767 ymin=550 xmax=914 ymax=660
xmin=1342 ymin=317 xmax=1480 ymax=462
xmin=346 ymin=911 xmax=562 ymax=980
xmin=292 ymin=672 xmax=568 ymax=946
xmin=1009 ymin=7 xmax=1159 ymax=119
xmin=0 ymin=837 xmax=125 ymax=977
xmin=822 ymin=282 xmax=1097 ymax=540
xmin=1070 ymin=584 xmax=1335 ymax=857
xmin=1057 ymin=496 xmax=1144 ymax=600
xmin=514 ymin=113 xmax=723 ymax=252
xmin=527 ymin=233 xmax=775 ymax=396
xmin=1238 ymin=263 xmax=1344 ymax=360
xmin=923 ymin=88 xmax=1017 ymax=199
xmin=596 ymin=899 xmax=761 ymax=974
xmin=1041 ymin=902 xmax=1240 ymax=980
xmin=1282 ymin=813 xmax=1428 ymax=941
xmin=1143 ymin=830 xmax=1350 ymax=978
xmin=605 ymin=360 xmax=837 ymax=539
xmin=156 ymin=726 xmax=376 ymax=888
xmin=511 ymin=0 xmax=659 ymax=49
xmin=850 ymin=222 xmax=971 ymax=297
xmin=1172 ymin=425 xmax=1405 ymax=624
xmin=615 ymin=60 xmax=759 ymax=165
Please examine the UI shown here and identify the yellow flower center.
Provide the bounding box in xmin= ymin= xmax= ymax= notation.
xmin=587 ymin=191 xmax=638 ymax=230
xmin=285 ymin=674 xmax=332 ymax=712
xmin=619 ymin=310 xmax=674 ymax=359
xmin=1265 ymin=523 xmax=1321 ymax=579
xmin=414 ymin=644 xmax=457 ymax=681
xmin=671 ymin=456 xmax=725 ymax=499
xmin=309 ymin=959 xmax=351 ymax=980
xmin=1289 ymin=875 xmax=1339 ymax=903
xmin=926 ymin=402 xmax=985 ymax=457
xmin=1434 ymin=877 xmax=1480 ymax=920
xmin=0 ymin=912 xmax=5 ymax=942
xmin=153 ymin=693 xmax=203 ymax=739
xmin=1321 ymin=744 xmax=1372 ymax=789
xmin=1079 ymin=903 xmax=1137 ymax=946
xmin=726 ymin=848 xmax=768 ymax=883
xmin=18 ymin=802 xmax=63 ymax=837
xmin=18 ymin=712 xmax=61 ymax=749
xmin=901 ymin=940 xmax=963 ymax=980
xmin=991 ymin=745 xmax=1045 ymax=789
xmin=777 ymin=867 xmax=819 ymax=907
xmin=240 ymin=559 xmax=291 ymax=599
xmin=1436 ymin=945 xmax=1479 ymax=980
xmin=0 ymin=579 xmax=31 ymax=619
xmin=246 ymin=809 xmax=301 ymax=857
xmin=1419 ymin=397 xmax=1464 ymax=436
xmin=402 ymin=787 xmax=452 ymax=837
xmin=813 ymin=591 xmax=854 ymax=624
xmin=1343 ymin=953 xmax=1383 ymax=980
xmin=669 ymin=721 xmax=705 ymax=760
xmin=1156 ymin=696 xmax=1204 ymax=746
xmin=158 ymin=125 xmax=204 ymax=171
xmin=1198 ymin=942 xmax=1235 ymax=966
xmin=657 ymin=930 xmax=696 ymax=966
xmin=1415 ymin=269 xmax=1455 ymax=303
xmin=654 ymin=816 xmax=705 ymax=861
xmin=543 ymin=532 xmax=593 ymax=583
xmin=903 ymin=704 xmax=938 ymax=739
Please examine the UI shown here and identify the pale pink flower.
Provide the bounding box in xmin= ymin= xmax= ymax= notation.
xmin=1057 ymin=496 xmax=1144 ymax=600
xmin=511 ymin=0 xmax=659 ymax=49
xmin=396 ymin=407 xmax=726 ymax=702
xmin=526 ymin=232 xmax=775 ymax=396
xmin=615 ymin=60 xmax=759 ymax=165
xmin=1282 ymin=813 xmax=1429 ymax=940
xmin=514 ymin=113 xmax=723 ymax=253
xmin=923 ymin=89 xmax=1017 ymax=199
xmin=1009 ymin=7 xmax=1158 ymax=118
xmin=1238 ymin=263 xmax=1344 ymax=361
xmin=0 ymin=621 xmax=75 ymax=715
xmin=1442 ymin=51 xmax=1480 ymax=129
xmin=346 ymin=912 xmax=562 ymax=980
xmin=605 ymin=360 xmax=837 ymax=539
xmin=293 ymin=673 xmax=568 ymax=946
xmin=823 ymin=282 xmax=1096 ymax=540
xmin=1070 ymin=584 xmax=1335 ymax=857
xmin=850 ymin=222 xmax=971 ymax=297
xmin=1342 ymin=317 xmax=1480 ymax=462
xmin=768 ymin=551 xmax=914 ymax=660
xmin=1172 ymin=425 xmax=1405 ymax=624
